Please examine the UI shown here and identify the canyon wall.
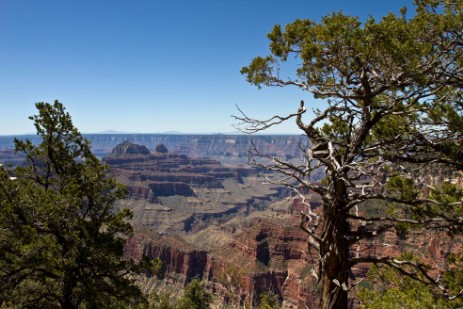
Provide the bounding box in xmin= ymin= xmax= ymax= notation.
xmin=0 ymin=134 xmax=308 ymax=164
xmin=126 ymin=217 xmax=319 ymax=308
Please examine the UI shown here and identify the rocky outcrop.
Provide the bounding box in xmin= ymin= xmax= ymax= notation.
xmin=127 ymin=185 xmax=152 ymax=199
xmin=155 ymin=144 xmax=169 ymax=153
xmin=112 ymin=140 xmax=150 ymax=155
xmin=148 ymin=182 xmax=195 ymax=197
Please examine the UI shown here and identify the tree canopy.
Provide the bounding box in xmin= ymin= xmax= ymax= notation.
xmin=0 ymin=101 xmax=147 ymax=308
xmin=238 ymin=0 xmax=463 ymax=308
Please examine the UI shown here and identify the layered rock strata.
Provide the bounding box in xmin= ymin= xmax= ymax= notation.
xmin=105 ymin=141 xmax=287 ymax=235
xmin=126 ymin=217 xmax=318 ymax=308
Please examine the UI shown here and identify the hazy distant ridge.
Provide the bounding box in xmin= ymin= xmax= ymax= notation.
xmin=0 ymin=134 xmax=307 ymax=165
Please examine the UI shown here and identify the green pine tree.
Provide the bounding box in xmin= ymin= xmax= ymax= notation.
xmin=238 ymin=0 xmax=463 ymax=307
xmin=177 ymin=279 xmax=213 ymax=309
xmin=0 ymin=101 xmax=147 ymax=308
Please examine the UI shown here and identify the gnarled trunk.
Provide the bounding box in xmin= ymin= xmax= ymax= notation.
xmin=319 ymin=191 xmax=350 ymax=309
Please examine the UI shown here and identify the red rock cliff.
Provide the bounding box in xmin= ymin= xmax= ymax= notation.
xmin=125 ymin=217 xmax=319 ymax=308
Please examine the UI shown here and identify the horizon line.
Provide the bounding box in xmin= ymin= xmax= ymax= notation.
xmin=0 ymin=131 xmax=302 ymax=137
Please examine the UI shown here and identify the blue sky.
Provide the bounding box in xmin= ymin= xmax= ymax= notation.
xmin=0 ymin=0 xmax=412 ymax=135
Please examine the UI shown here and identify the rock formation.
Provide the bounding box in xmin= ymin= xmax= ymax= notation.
xmin=104 ymin=141 xmax=288 ymax=235
xmin=112 ymin=140 xmax=150 ymax=155
xmin=155 ymin=143 xmax=169 ymax=153
xmin=126 ymin=215 xmax=319 ymax=308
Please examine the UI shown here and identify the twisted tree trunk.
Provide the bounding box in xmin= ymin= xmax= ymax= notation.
xmin=319 ymin=179 xmax=350 ymax=309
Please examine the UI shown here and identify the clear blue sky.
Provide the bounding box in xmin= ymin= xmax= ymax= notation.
xmin=0 ymin=0 xmax=412 ymax=135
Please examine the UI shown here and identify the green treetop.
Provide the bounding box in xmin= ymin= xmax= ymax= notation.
xmin=0 ymin=101 xmax=147 ymax=308
xmin=238 ymin=0 xmax=463 ymax=308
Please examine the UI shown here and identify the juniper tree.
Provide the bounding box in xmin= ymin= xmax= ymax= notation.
xmin=0 ymin=101 xmax=147 ymax=308
xmin=237 ymin=1 xmax=463 ymax=308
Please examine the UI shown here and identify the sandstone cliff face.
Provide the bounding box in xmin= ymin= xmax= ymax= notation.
xmin=126 ymin=212 xmax=463 ymax=308
xmin=126 ymin=217 xmax=319 ymax=308
xmin=148 ymin=182 xmax=196 ymax=197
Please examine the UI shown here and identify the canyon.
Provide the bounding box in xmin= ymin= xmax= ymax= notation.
xmin=104 ymin=140 xmax=288 ymax=235
xmin=99 ymin=140 xmax=318 ymax=306
xmin=1 ymin=134 xmax=460 ymax=308
xmin=0 ymin=134 xmax=317 ymax=307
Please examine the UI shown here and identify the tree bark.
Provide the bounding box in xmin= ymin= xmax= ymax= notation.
xmin=62 ymin=267 xmax=79 ymax=309
xmin=319 ymin=211 xmax=350 ymax=309
xmin=319 ymin=177 xmax=350 ymax=309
